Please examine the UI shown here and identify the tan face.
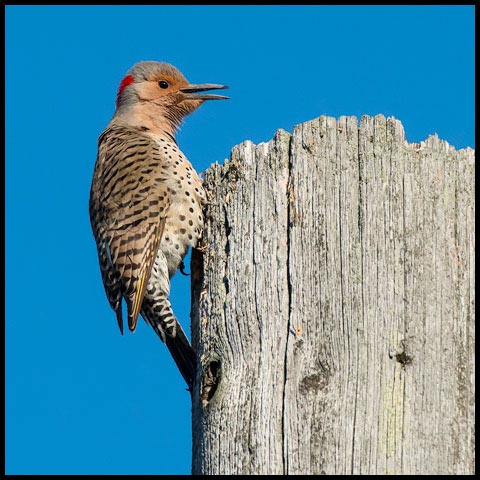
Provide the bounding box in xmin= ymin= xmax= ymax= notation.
xmin=138 ymin=73 xmax=186 ymax=101
xmin=115 ymin=62 xmax=228 ymax=122
xmin=133 ymin=73 xmax=202 ymax=113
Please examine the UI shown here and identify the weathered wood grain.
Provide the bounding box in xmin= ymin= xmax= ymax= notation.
xmin=190 ymin=115 xmax=475 ymax=475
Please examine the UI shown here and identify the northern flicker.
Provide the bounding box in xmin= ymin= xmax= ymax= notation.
xmin=89 ymin=61 xmax=228 ymax=389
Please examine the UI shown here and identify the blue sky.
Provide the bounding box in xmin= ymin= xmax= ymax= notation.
xmin=5 ymin=5 xmax=474 ymax=475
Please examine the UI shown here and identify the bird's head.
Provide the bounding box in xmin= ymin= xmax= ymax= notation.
xmin=113 ymin=61 xmax=228 ymax=134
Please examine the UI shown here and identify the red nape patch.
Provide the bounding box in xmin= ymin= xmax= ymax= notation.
xmin=116 ymin=75 xmax=135 ymax=107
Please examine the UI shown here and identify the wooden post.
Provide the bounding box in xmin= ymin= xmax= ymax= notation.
xmin=190 ymin=115 xmax=475 ymax=475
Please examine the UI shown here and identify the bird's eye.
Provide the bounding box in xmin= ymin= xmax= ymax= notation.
xmin=158 ymin=80 xmax=169 ymax=89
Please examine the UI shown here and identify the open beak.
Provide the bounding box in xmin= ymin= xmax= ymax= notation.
xmin=179 ymin=83 xmax=229 ymax=100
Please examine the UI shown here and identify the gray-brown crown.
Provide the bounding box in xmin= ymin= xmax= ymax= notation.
xmin=126 ymin=61 xmax=188 ymax=84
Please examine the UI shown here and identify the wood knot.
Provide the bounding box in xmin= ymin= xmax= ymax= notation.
xmin=299 ymin=371 xmax=330 ymax=395
xmin=395 ymin=350 xmax=413 ymax=367
xmin=393 ymin=338 xmax=414 ymax=368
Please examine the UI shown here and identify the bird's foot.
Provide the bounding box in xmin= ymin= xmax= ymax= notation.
xmin=195 ymin=237 xmax=208 ymax=254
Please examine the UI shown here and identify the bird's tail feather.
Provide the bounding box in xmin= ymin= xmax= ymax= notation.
xmin=141 ymin=304 xmax=196 ymax=390
xmin=164 ymin=322 xmax=196 ymax=390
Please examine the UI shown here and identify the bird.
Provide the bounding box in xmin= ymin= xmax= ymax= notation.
xmin=89 ymin=61 xmax=228 ymax=389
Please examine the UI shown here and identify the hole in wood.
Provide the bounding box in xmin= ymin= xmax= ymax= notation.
xmin=201 ymin=360 xmax=221 ymax=407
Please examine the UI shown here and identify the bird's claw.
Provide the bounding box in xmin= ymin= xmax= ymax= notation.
xmin=179 ymin=261 xmax=190 ymax=276
xmin=195 ymin=238 xmax=208 ymax=254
